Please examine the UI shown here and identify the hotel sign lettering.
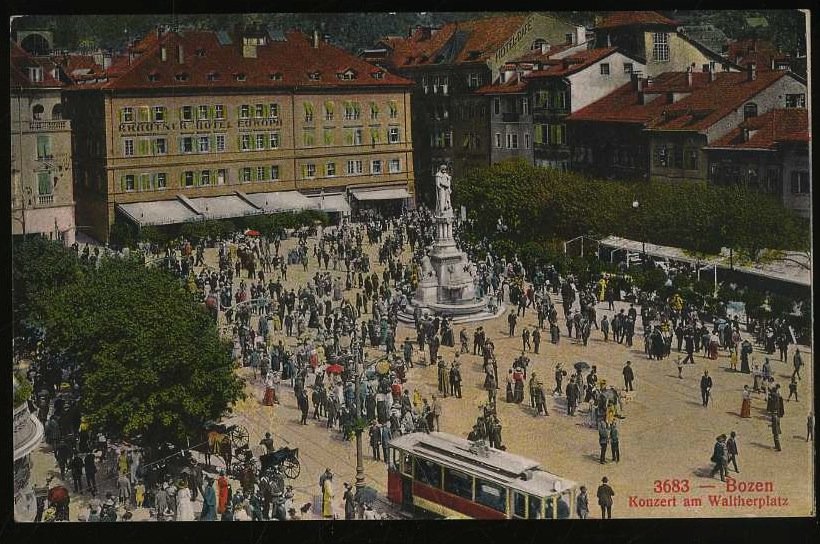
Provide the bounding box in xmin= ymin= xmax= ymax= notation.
xmin=495 ymin=20 xmax=534 ymax=62
xmin=119 ymin=120 xmax=231 ymax=134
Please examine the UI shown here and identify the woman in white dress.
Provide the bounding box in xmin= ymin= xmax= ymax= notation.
xmin=175 ymin=481 xmax=195 ymax=521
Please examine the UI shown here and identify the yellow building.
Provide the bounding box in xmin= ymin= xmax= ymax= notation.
xmin=593 ymin=11 xmax=739 ymax=77
xmin=66 ymin=27 xmax=415 ymax=241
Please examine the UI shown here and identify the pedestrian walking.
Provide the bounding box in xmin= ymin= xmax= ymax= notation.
xmin=771 ymin=414 xmax=782 ymax=451
xmin=700 ymin=370 xmax=713 ymax=407
xmin=807 ymin=412 xmax=814 ymax=442
xmin=70 ymin=453 xmax=84 ymax=494
xmin=787 ymin=375 xmax=799 ymax=402
xmin=726 ymin=431 xmax=739 ymax=473
xmin=609 ymin=421 xmax=620 ymax=463
xmin=792 ymin=348 xmax=803 ymax=380
xmin=343 ymin=482 xmax=355 ymax=520
xmin=622 ymin=361 xmax=634 ymax=392
xmin=576 ymin=486 xmax=590 ymax=519
xmin=710 ymin=434 xmax=728 ymax=481
xmin=596 ymin=477 xmax=615 ymax=519
xmin=598 ymin=421 xmax=609 ymax=464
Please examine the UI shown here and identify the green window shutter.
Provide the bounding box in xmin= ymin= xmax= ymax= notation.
xmin=534 ymin=125 xmax=543 ymax=144
xmin=370 ymin=102 xmax=379 ymax=114
xmin=193 ymin=171 xmax=200 ymax=186
xmin=118 ymin=109 xmax=123 ymax=123
xmin=325 ymin=100 xmax=334 ymax=114
xmin=371 ymin=128 xmax=379 ymax=143
xmin=179 ymin=107 xmax=186 ymax=121
xmin=344 ymin=131 xmax=353 ymax=145
xmin=210 ymin=135 xmax=216 ymax=149
xmin=304 ymin=102 xmax=313 ymax=115
xmin=238 ymin=135 xmax=243 ymax=150
xmin=209 ymin=106 xmax=215 ymax=119
xmin=264 ymin=166 xmax=270 ymax=180
xmin=151 ymin=139 xmax=157 ymax=155
xmin=301 ymin=165 xmax=306 ymax=178
xmin=263 ymin=104 xmax=269 ymax=118
xmin=120 ymin=175 xmax=126 ymax=191
xmin=250 ymin=134 xmax=256 ymax=150
xmin=180 ymin=171 xmax=186 ymax=187
xmin=237 ymin=105 xmax=242 ymax=119
xmin=150 ymin=173 xmax=156 ymax=189
xmin=353 ymin=102 xmax=361 ymax=115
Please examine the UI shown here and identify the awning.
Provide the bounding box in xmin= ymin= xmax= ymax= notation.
xmin=117 ymin=200 xmax=201 ymax=226
xmin=349 ymin=186 xmax=411 ymax=201
xmin=244 ymin=190 xmax=313 ymax=213
xmin=187 ymin=195 xmax=259 ymax=220
xmin=310 ymin=193 xmax=351 ymax=214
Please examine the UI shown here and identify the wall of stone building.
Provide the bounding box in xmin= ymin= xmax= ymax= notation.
xmin=10 ymin=89 xmax=74 ymax=242
xmin=567 ymin=53 xmax=646 ymax=112
xmin=489 ymin=93 xmax=534 ymax=165
xmin=488 ymin=13 xmax=584 ymax=77
xmin=641 ymin=31 xmax=719 ymax=77
xmin=782 ymin=146 xmax=811 ymax=219
xmin=648 ymin=133 xmax=709 ymax=183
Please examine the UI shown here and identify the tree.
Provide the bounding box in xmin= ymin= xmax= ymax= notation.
xmin=42 ymin=256 xmax=245 ymax=447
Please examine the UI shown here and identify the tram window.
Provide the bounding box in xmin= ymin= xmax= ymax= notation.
xmin=528 ymin=496 xmax=542 ymax=519
xmin=557 ymin=492 xmax=571 ymax=519
xmin=512 ymin=491 xmax=526 ymax=518
xmin=475 ymin=479 xmax=507 ymax=513
xmin=545 ymin=496 xmax=555 ymax=519
xmin=443 ymin=468 xmax=474 ymax=500
xmin=414 ymin=458 xmax=442 ymax=488
xmin=401 ymin=454 xmax=413 ymax=476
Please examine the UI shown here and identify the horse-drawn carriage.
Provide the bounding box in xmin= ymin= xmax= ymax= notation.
xmin=194 ymin=419 xmax=250 ymax=471
xmin=259 ymin=447 xmax=301 ymax=480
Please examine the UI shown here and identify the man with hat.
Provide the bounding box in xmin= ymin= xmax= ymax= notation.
xmin=554 ymin=363 xmax=566 ymax=395
xmin=369 ymin=421 xmax=382 ymax=460
xmin=622 ymin=361 xmax=634 ymax=392
xmin=450 ymin=359 xmax=462 ymax=398
xmin=709 ymin=434 xmax=728 ymax=481
xmin=596 ymin=477 xmax=615 ymax=519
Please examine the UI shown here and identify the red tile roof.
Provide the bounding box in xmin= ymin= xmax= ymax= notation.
xmin=9 ymin=40 xmax=63 ymax=88
xmin=595 ymin=11 xmax=680 ymax=30
xmin=568 ymin=69 xmax=795 ymax=133
xmin=707 ymin=109 xmax=809 ymax=150
xmin=725 ymin=38 xmax=790 ymax=71
xmin=72 ymin=29 xmax=411 ymax=91
xmin=507 ymin=43 xmax=573 ymax=64
xmin=474 ymin=78 xmax=528 ymax=95
xmin=384 ymin=14 xmax=530 ymax=68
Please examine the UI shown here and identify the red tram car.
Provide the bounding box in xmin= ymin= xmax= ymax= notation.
xmin=387 ymin=432 xmax=578 ymax=519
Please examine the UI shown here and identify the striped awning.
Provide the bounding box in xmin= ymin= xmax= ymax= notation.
xmin=349 ymin=186 xmax=411 ymax=201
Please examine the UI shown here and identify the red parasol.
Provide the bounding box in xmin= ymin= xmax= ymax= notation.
xmin=48 ymin=485 xmax=69 ymax=504
xmin=325 ymin=364 xmax=344 ymax=374
xmin=244 ymin=229 xmax=261 ymax=237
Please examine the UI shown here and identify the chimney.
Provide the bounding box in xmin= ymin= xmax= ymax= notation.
xmin=160 ymin=46 xmax=167 ymax=62
xmin=177 ymin=44 xmax=184 ymax=64
xmin=322 ymin=34 xmax=331 ymax=44
xmin=540 ymin=42 xmax=550 ymax=54
xmin=313 ymin=29 xmax=319 ymax=49
xmin=632 ymin=73 xmax=643 ymax=91
xmin=687 ymin=66 xmax=693 ymax=87
xmin=771 ymin=57 xmax=776 ymax=70
xmin=748 ymin=62 xmax=757 ymax=81
xmin=742 ymin=127 xmax=750 ymax=142
xmin=709 ymin=64 xmax=717 ymax=82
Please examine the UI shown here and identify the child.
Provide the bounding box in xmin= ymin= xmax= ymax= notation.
xmin=730 ymin=348 xmax=739 ymax=372
xmin=676 ymin=357 xmax=684 ymax=379
xmin=135 ymin=480 xmax=145 ymax=508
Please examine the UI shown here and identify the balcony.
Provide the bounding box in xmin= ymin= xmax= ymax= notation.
xmin=502 ymin=112 xmax=520 ymax=123
xmin=37 ymin=194 xmax=54 ymax=206
xmin=28 ymin=120 xmax=67 ymax=131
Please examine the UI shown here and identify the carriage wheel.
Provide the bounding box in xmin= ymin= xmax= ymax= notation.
xmin=282 ymin=457 xmax=300 ymax=479
xmin=230 ymin=425 xmax=249 ymax=449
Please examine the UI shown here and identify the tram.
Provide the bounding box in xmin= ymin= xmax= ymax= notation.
xmin=387 ymin=432 xmax=578 ymax=519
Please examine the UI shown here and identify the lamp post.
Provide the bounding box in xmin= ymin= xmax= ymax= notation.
xmin=353 ymin=341 xmax=365 ymax=517
xmin=632 ymin=199 xmax=646 ymax=268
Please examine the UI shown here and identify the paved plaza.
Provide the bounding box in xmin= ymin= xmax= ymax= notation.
xmin=30 ymin=225 xmax=814 ymax=520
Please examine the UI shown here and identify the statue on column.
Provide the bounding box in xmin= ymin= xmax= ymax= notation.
xmin=435 ymin=164 xmax=452 ymax=216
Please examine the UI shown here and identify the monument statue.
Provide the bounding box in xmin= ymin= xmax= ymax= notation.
xmin=435 ymin=164 xmax=452 ymax=216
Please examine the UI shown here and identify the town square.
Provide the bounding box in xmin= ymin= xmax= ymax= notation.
xmin=10 ymin=10 xmax=813 ymax=524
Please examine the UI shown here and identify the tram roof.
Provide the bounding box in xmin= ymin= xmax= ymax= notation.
xmin=390 ymin=432 xmax=577 ymax=495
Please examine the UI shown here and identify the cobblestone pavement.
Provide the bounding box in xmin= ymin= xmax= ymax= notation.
xmin=29 ymin=225 xmax=814 ymax=520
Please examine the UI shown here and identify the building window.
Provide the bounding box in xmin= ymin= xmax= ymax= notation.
xmin=217 ymin=169 xmax=226 ymax=185
xmin=184 ymin=171 xmax=194 ymax=187
xmin=785 ymin=94 xmax=806 ymax=108
xmin=156 ymin=172 xmax=167 ymax=188
xmin=122 ymin=107 xmax=134 ymax=122
xmin=123 ymin=174 xmax=135 ymax=192
xmin=652 ymin=32 xmax=670 ymax=62
xmin=181 ymin=106 xmax=193 ymax=121
xmin=346 ymin=160 xmax=363 ymax=175
xmin=389 ymin=101 xmax=398 ymax=119
xmin=524 ymin=133 xmax=530 ymax=148
xmin=255 ymin=104 xmax=264 ymax=118
xmin=215 ymin=134 xmax=225 ymax=152
xmin=124 ymin=139 xmax=134 ymax=157
xmin=354 ymin=129 xmax=363 ymax=146
xmin=195 ymin=105 xmax=206 ymax=119
xmin=522 ymin=98 xmax=529 ymax=115
xmin=155 ymin=138 xmax=167 ymax=155
xmin=495 ymin=133 xmax=502 ymax=148
xmin=389 ymin=127 xmax=400 ymax=143
xmin=32 ymin=104 xmax=45 ymax=120
xmin=240 ymin=167 xmax=251 ymax=182
xmin=181 ymin=137 xmax=194 ymax=153
xmin=241 ymin=134 xmax=251 ymax=151
xmin=270 ymin=165 xmax=280 ymax=180
xmin=257 ymin=166 xmax=266 ymax=181
xmin=372 ymin=160 xmax=382 ymax=174
xmin=240 ymin=105 xmax=250 ymax=119
xmin=743 ymin=103 xmax=758 ymax=119
xmin=29 ymin=66 xmax=44 ymax=82
xmin=153 ymin=106 xmax=166 ymax=121
xmin=790 ymin=171 xmax=810 ymax=194
xmin=201 ymin=170 xmax=210 ymax=185
xmin=215 ymin=104 xmax=224 ymax=119
xmin=494 ymin=98 xmax=501 ymax=115
xmin=600 ymin=63 xmax=611 ymax=76
xmin=684 ymin=148 xmax=699 ymax=170
xmin=207 ymin=72 xmax=219 ymax=81
xmin=507 ymin=134 xmax=519 ymax=149
xmin=270 ymin=132 xmax=280 ymax=149
xmin=654 ymin=144 xmax=670 ymax=167
xmin=304 ymin=102 xmax=314 ymax=123
xmin=370 ymin=102 xmax=379 ymax=120
xmin=257 ymin=134 xmax=266 ymax=149
xmin=199 ymin=136 xmax=210 ymax=153
xmin=389 ymin=159 xmax=401 ymax=173
xmin=304 ymin=130 xmax=316 ymax=146
xmin=305 ymin=163 xmax=316 ymax=178
xmin=443 ymin=468 xmax=474 ymax=500
xmin=468 ymin=72 xmax=481 ymax=89
xmin=624 ymin=63 xmax=634 ymax=74
xmin=269 ymin=103 xmax=279 ymax=119
xmin=565 ymin=33 xmax=574 ymax=45
xmin=414 ymin=458 xmax=442 ymax=489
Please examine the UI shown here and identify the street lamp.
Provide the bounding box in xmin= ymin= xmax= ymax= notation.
xmin=632 ymin=199 xmax=646 ymax=268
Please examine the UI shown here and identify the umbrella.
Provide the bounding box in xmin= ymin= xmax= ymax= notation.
xmin=574 ymin=361 xmax=591 ymax=372
xmin=325 ymin=364 xmax=344 ymax=374
xmin=48 ymin=485 xmax=69 ymax=504
xmin=244 ymin=229 xmax=261 ymax=237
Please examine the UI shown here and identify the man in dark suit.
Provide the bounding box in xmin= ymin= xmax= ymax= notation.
xmin=596 ymin=477 xmax=615 ymax=519
xmin=622 ymin=361 xmax=635 ymax=392
xmin=726 ymin=431 xmax=739 ymax=473
xmin=700 ymin=370 xmax=713 ymax=407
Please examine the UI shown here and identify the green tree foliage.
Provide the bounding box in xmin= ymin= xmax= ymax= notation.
xmin=454 ymin=160 xmax=809 ymax=260
xmin=12 ymin=236 xmax=85 ymax=334
xmin=42 ymin=256 xmax=245 ymax=446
